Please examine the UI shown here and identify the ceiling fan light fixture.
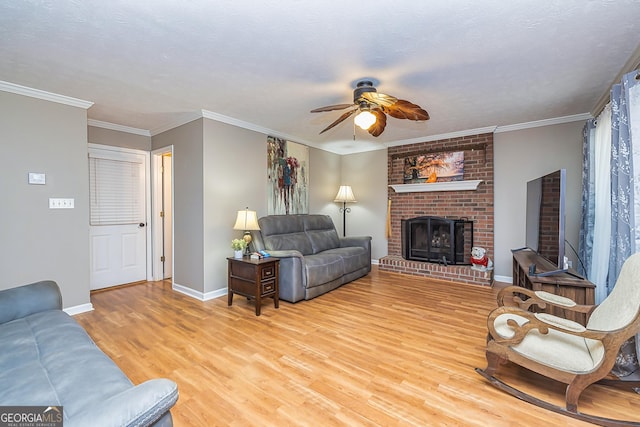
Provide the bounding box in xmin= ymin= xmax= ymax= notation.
xmin=354 ymin=110 xmax=376 ymax=130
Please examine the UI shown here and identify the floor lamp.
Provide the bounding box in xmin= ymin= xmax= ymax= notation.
xmin=334 ymin=185 xmax=356 ymax=237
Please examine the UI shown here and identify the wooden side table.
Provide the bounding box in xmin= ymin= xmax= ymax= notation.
xmin=227 ymin=257 xmax=279 ymax=316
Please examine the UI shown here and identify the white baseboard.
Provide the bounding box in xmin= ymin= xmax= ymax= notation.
xmin=65 ymin=303 xmax=94 ymax=315
xmin=494 ymin=275 xmax=512 ymax=284
xmin=371 ymin=259 xmax=380 ymax=265
xmin=173 ymin=282 xmax=227 ymax=301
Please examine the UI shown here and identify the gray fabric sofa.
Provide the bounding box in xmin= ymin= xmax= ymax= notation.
xmin=0 ymin=280 xmax=178 ymax=427
xmin=251 ymin=214 xmax=372 ymax=302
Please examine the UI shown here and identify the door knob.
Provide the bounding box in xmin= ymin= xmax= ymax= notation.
xmin=139 ymin=223 xmax=146 ymax=228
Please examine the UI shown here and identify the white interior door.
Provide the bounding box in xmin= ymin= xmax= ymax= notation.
xmin=89 ymin=146 xmax=148 ymax=290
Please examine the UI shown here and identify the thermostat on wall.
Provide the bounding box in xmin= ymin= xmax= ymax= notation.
xmin=28 ymin=172 xmax=46 ymax=185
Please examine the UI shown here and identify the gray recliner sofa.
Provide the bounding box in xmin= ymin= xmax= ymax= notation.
xmin=251 ymin=214 xmax=372 ymax=302
xmin=0 ymin=280 xmax=178 ymax=427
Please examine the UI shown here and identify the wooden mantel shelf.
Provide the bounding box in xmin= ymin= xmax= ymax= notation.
xmin=389 ymin=180 xmax=483 ymax=193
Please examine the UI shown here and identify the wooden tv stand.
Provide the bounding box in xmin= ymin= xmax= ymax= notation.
xmin=512 ymin=249 xmax=595 ymax=325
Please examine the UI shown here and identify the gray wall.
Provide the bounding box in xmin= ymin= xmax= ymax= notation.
xmin=340 ymin=150 xmax=388 ymax=261
xmin=2 ymin=87 xmax=587 ymax=305
xmin=88 ymin=126 xmax=151 ymax=150
xmin=1 ymin=91 xmax=90 ymax=308
xmin=150 ymin=118 xmax=344 ymax=296
xmin=494 ymin=121 xmax=584 ymax=279
xmin=202 ymin=118 xmax=267 ymax=294
xmin=152 ymin=119 xmax=205 ymax=293
xmin=308 ymin=147 xmax=341 ymax=227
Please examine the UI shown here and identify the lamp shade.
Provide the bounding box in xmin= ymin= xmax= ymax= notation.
xmin=354 ymin=110 xmax=377 ymax=130
xmin=233 ymin=209 xmax=260 ymax=230
xmin=334 ymin=185 xmax=357 ymax=203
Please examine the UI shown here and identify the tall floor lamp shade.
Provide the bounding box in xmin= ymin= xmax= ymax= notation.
xmin=233 ymin=207 xmax=260 ymax=255
xmin=334 ymin=185 xmax=356 ymax=237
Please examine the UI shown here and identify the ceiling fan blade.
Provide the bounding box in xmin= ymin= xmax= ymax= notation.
xmin=319 ymin=108 xmax=358 ymax=134
xmin=382 ymin=99 xmax=430 ymax=121
xmin=360 ymin=91 xmax=398 ymax=107
xmin=310 ymin=103 xmax=355 ymax=113
xmin=368 ymin=109 xmax=387 ymax=137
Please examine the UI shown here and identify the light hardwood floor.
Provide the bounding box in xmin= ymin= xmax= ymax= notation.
xmin=75 ymin=266 xmax=639 ymax=426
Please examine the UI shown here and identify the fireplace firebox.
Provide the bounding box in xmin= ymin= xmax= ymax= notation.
xmin=401 ymin=216 xmax=473 ymax=265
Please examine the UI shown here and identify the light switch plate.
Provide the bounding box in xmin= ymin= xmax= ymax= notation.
xmin=49 ymin=198 xmax=74 ymax=209
xmin=28 ymin=172 xmax=46 ymax=185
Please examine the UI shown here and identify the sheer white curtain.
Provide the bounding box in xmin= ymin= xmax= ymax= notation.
xmin=589 ymin=105 xmax=612 ymax=304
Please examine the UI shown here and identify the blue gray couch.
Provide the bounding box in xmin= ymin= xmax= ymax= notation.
xmin=0 ymin=280 xmax=178 ymax=427
xmin=251 ymin=214 xmax=372 ymax=302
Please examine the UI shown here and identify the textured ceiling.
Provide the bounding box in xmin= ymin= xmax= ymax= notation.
xmin=1 ymin=0 xmax=639 ymax=154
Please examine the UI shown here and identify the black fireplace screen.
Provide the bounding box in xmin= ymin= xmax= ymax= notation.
xmin=401 ymin=216 xmax=473 ymax=265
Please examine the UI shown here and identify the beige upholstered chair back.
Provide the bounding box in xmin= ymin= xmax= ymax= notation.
xmin=587 ymin=252 xmax=640 ymax=332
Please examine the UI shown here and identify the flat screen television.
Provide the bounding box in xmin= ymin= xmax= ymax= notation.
xmin=525 ymin=169 xmax=567 ymax=275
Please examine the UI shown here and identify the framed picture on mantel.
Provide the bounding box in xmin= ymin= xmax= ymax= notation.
xmin=403 ymin=151 xmax=464 ymax=184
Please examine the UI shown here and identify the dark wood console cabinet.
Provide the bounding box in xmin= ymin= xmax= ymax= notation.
xmin=512 ymin=249 xmax=595 ymax=325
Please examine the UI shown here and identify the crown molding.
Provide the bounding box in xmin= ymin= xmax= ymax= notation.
xmin=384 ymin=126 xmax=498 ymax=148
xmin=0 ymin=80 xmax=93 ymax=109
xmin=493 ymin=113 xmax=592 ymax=133
xmin=149 ymin=112 xmax=202 ymax=136
xmin=88 ymin=119 xmax=151 ymax=136
xmin=592 ymin=43 xmax=640 ymax=117
xmin=199 ymin=109 xmax=315 ymax=146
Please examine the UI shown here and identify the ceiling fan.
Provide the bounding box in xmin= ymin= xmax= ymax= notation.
xmin=310 ymin=80 xmax=430 ymax=137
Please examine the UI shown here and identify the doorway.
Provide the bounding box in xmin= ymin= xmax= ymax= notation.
xmin=152 ymin=147 xmax=173 ymax=282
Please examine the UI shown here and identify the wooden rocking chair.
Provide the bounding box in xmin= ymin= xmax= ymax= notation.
xmin=476 ymin=252 xmax=640 ymax=426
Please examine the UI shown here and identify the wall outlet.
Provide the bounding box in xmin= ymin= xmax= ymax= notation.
xmin=49 ymin=198 xmax=74 ymax=209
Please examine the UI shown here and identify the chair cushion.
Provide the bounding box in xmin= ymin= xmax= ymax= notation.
xmin=493 ymin=312 xmax=604 ymax=374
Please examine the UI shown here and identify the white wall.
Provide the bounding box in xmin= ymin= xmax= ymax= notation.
xmin=494 ymin=121 xmax=584 ymax=280
xmin=1 ymin=91 xmax=91 ymax=308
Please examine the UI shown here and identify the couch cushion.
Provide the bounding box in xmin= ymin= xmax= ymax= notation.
xmin=322 ymin=246 xmax=369 ymax=272
xmin=307 ymin=229 xmax=340 ymax=254
xmin=258 ymin=214 xmax=305 ymax=235
xmin=258 ymin=215 xmax=314 ymax=255
xmin=304 ymin=215 xmax=340 ymax=253
xmin=304 ymin=253 xmax=344 ymax=288
xmin=264 ymin=232 xmax=314 ymax=255
xmin=0 ymin=310 xmax=133 ymax=420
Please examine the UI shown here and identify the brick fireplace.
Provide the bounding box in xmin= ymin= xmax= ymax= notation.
xmin=379 ymin=132 xmax=494 ymax=286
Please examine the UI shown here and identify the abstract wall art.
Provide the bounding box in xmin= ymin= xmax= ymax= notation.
xmin=267 ymin=136 xmax=309 ymax=215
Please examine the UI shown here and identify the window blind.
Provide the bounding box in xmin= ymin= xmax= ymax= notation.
xmin=89 ymin=156 xmax=145 ymax=225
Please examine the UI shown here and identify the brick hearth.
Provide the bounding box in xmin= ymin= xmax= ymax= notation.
xmin=380 ymin=133 xmax=494 ymax=286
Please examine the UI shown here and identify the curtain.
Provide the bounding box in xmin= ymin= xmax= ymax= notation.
xmin=590 ymin=105 xmax=612 ymax=304
xmin=581 ymin=70 xmax=640 ymax=378
xmin=578 ymin=119 xmax=596 ymax=278
xmin=608 ymin=75 xmax=636 ymax=292
xmin=607 ymin=70 xmax=640 ymax=378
